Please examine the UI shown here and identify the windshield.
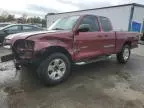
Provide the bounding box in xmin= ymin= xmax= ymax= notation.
xmin=48 ymin=16 xmax=80 ymax=30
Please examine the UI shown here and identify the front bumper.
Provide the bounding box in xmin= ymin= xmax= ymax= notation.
xmin=0 ymin=52 xmax=40 ymax=64
xmin=12 ymin=47 xmax=43 ymax=66
xmin=14 ymin=57 xmax=41 ymax=65
xmin=13 ymin=58 xmax=40 ymax=70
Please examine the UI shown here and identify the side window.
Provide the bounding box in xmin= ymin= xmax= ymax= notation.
xmin=99 ymin=17 xmax=112 ymax=32
xmin=79 ymin=15 xmax=100 ymax=32
xmin=5 ymin=25 xmax=20 ymax=31
xmin=23 ymin=25 xmax=33 ymax=30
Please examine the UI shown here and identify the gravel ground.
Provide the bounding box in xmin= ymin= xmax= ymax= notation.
xmin=0 ymin=45 xmax=144 ymax=108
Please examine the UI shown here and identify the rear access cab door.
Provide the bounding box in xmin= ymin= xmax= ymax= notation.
xmin=98 ymin=16 xmax=116 ymax=54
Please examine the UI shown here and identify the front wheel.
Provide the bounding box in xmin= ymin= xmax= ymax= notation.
xmin=37 ymin=53 xmax=71 ymax=85
xmin=116 ymin=45 xmax=131 ymax=64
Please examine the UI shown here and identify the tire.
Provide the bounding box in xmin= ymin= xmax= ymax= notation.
xmin=37 ymin=53 xmax=71 ymax=85
xmin=116 ymin=45 xmax=131 ymax=64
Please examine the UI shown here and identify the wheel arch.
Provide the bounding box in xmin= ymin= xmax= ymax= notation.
xmin=124 ymin=41 xmax=131 ymax=47
xmin=42 ymin=46 xmax=73 ymax=62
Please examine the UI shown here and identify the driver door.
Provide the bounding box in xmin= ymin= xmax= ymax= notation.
xmin=74 ymin=15 xmax=104 ymax=61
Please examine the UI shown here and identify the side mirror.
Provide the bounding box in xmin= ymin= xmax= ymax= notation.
xmin=77 ymin=24 xmax=90 ymax=32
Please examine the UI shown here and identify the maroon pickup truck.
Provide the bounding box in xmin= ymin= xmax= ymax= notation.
xmin=1 ymin=14 xmax=139 ymax=85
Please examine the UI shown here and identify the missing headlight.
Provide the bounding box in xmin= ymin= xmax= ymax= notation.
xmin=25 ymin=40 xmax=34 ymax=49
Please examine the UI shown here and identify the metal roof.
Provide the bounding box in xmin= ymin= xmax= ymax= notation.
xmin=46 ymin=3 xmax=144 ymax=17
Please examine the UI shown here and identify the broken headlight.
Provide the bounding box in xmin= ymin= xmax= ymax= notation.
xmin=24 ymin=40 xmax=34 ymax=49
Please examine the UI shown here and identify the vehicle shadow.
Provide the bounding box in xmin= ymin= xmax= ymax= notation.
xmin=17 ymin=58 xmax=126 ymax=92
xmin=2 ymin=55 xmax=143 ymax=108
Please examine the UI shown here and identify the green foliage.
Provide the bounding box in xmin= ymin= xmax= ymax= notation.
xmin=42 ymin=19 xmax=46 ymax=27
xmin=7 ymin=15 xmax=15 ymax=21
xmin=0 ymin=11 xmax=46 ymax=27
xmin=27 ymin=17 xmax=42 ymax=23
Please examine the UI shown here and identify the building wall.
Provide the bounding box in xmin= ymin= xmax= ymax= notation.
xmin=132 ymin=6 xmax=144 ymax=32
xmin=47 ymin=6 xmax=131 ymax=31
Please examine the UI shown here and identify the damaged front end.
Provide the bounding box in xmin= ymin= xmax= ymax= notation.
xmin=12 ymin=39 xmax=36 ymax=68
xmin=12 ymin=39 xmax=35 ymax=60
xmin=1 ymin=39 xmax=36 ymax=70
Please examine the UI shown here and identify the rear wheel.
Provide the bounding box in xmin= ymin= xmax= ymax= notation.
xmin=116 ymin=45 xmax=131 ymax=64
xmin=37 ymin=53 xmax=71 ymax=85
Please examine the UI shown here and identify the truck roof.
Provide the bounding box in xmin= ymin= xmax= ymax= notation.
xmin=61 ymin=14 xmax=109 ymax=19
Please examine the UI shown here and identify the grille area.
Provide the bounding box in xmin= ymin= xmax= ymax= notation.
xmin=12 ymin=39 xmax=34 ymax=59
xmin=13 ymin=39 xmax=25 ymax=49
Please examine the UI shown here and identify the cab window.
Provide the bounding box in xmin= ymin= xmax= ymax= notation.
xmin=79 ymin=15 xmax=100 ymax=32
xmin=99 ymin=17 xmax=112 ymax=32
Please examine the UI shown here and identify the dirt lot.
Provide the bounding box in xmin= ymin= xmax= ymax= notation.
xmin=0 ymin=45 xmax=144 ymax=108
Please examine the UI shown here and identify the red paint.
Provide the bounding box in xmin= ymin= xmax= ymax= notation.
xmin=11 ymin=14 xmax=139 ymax=63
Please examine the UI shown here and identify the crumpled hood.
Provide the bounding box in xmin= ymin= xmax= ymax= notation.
xmin=11 ymin=30 xmax=72 ymax=45
xmin=6 ymin=31 xmax=51 ymax=40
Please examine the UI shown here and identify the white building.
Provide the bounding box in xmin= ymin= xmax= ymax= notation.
xmin=46 ymin=3 xmax=144 ymax=32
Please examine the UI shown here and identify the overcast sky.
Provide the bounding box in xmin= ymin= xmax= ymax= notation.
xmin=0 ymin=0 xmax=143 ymax=17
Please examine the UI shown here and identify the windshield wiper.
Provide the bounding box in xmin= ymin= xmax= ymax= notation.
xmin=52 ymin=28 xmax=64 ymax=30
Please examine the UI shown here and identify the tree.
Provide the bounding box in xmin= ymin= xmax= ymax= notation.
xmin=21 ymin=13 xmax=27 ymax=23
xmin=27 ymin=18 xmax=32 ymax=23
xmin=0 ymin=11 xmax=45 ymax=26
xmin=22 ymin=13 xmax=27 ymax=19
xmin=27 ymin=17 xmax=42 ymax=24
xmin=33 ymin=17 xmax=41 ymax=23
xmin=0 ymin=11 xmax=15 ymax=22
xmin=42 ymin=19 xmax=46 ymax=27
xmin=7 ymin=15 xmax=15 ymax=21
xmin=1 ymin=11 xmax=9 ymax=18
xmin=0 ymin=11 xmax=9 ymax=22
